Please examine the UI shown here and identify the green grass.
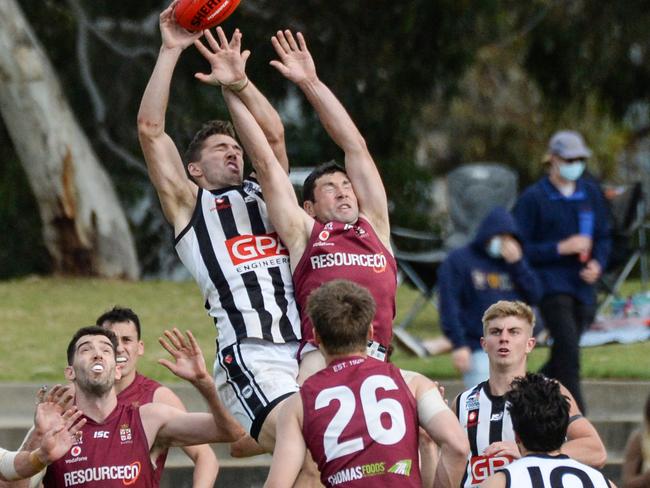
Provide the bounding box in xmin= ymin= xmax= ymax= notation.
xmin=0 ymin=276 xmax=649 ymax=382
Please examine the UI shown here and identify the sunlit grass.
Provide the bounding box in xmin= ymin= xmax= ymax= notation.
xmin=0 ymin=276 xmax=648 ymax=382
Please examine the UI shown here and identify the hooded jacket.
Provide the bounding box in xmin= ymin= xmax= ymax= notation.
xmin=437 ymin=206 xmax=542 ymax=351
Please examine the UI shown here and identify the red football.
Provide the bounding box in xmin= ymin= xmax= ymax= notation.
xmin=174 ymin=0 xmax=241 ymax=32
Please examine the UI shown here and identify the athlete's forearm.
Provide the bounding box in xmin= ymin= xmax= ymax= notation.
xmin=137 ymin=46 xmax=182 ymax=138
xmin=182 ymin=444 xmax=219 ymax=488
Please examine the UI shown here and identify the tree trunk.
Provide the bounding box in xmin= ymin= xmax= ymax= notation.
xmin=0 ymin=0 xmax=139 ymax=279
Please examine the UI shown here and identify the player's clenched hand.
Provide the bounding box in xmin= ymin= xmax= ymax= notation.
xmin=158 ymin=328 xmax=210 ymax=384
xmin=270 ymin=30 xmax=317 ymax=85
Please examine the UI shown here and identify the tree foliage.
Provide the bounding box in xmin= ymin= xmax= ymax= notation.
xmin=2 ymin=0 xmax=650 ymax=276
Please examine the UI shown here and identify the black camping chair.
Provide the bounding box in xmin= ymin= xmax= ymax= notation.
xmin=597 ymin=181 xmax=648 ymax=315
xmin=445 ymin=162 xmax=519 ymax=249
xmin=391 ymin=162 xmax=519 ymax=356
xmin=391 ymin=227 xmax=447 ymax=357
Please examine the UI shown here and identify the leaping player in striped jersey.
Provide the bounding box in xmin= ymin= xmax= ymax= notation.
xmin=481 ymin=373 xmax=615 ymax=488
xmin=453 ymin=301 xmax=607 ymax=488
xmin=137 ymin=3 xmax=310 ymax=476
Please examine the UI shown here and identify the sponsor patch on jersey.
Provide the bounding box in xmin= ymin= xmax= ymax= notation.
xmin=354 ymin=226 xmax=367 ymax=237
xmin=327 ymin=461 xmax=387 ymax=486
xmin=210 ymin=197 xmax=231 ymax=212
xmin=465 ymin=395 xmax=480 ymax=411
xmin=309 ymin=252 xmax=387 ymax=272
xmin=241 ymin=385 xmax=254 ymax=399
xmin=470 ymin=455 xmax=513 ymax=484
xmin=63 ymin=461 xmax=141 ymax=487
xmin=318 ymin=230 xmax=330 ymax=241
xmin=225 ymin=233 xmax=289 ymax=267
xmin=70 ymin=446 xmax=82 ymax=457
xmin=467 ymin=409 xmax=479 ymax=428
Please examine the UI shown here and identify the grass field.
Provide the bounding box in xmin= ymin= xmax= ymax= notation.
xmin=0 ymin=276 xmax=649 ymax=382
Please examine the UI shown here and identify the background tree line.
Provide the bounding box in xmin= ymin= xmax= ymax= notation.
xmin=2 ymin=0 xmax=650 ymax=278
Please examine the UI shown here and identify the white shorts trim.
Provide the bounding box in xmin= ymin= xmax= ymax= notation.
xmin=214 ymin=339 xmax=299 ymax=439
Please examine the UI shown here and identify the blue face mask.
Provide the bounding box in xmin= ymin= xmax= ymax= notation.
xmin=558 ymin=161 xmax=586 ymax=181
xmin=487 ymin=237 xmax=502 ymax=258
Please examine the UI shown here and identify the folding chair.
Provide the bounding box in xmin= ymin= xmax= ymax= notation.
xmin=445 ymin=162 xmax=519 ymax=249
xmin=391 ymin=227 xmax=447 ymax=357
xmin=391 ymin=162 xmax=519 ymax=356
xmin=597 ymin=181 xmax=648 ymax=315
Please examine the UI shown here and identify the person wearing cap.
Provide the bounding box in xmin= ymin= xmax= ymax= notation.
xmin=512 ymin=130 xmax=611 ymax=412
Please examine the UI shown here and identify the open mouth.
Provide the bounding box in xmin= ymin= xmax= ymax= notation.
xmin=116 ymin=357 xmax=127 ymax=364
xmin=91 ymin=364 xmax=104 ymax=373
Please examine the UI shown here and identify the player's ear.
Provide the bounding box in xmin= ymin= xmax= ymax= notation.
xmin=313 ymin=330 xmax=322 ymax=346
xmin=187 ymin=161 xmax=202 ymax=178
xmin=525 ymin=336 xmax=536 ymax=353
xmin=137 ymin=340 xmax=145 ymax=357
xmin=480 ymin=337 xmax=487 ymax=352
xmin=64 ymin=365 xmax=75 ymax=381
xmin=367 ymin=324 xmax=374 ymax=341
xmin=303 ymin=200 xmax=316 ymax=218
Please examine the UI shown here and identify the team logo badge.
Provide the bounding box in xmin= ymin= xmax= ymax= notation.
xmin=325 ymin=222 xmax=334 ymax=230
xmin=241 ymin=385 xmax=254 ymax=399
xmin=224 ymin=354 xmax=233 ymax=364
xmin=318 ymin=230 xmax=330 ymax=241
xmin=210 ymin=197 xmax=231 ymax=212
xmin=120 ymin=424 xmax=132 ymax=442
xmin=354 ymin=226 xmax=366 ymax=237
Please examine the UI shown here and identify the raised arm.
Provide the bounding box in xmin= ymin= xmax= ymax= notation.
xmin=153 ymin=387 xmax=219 ymax=488
xmin=155 ymin=329 xmax=245 ymax=444
xmin=222 ymin=88 xmax=313 ymax=264
xmin=194 ymin=27 xmax=289 ymax=171
xmin=270 ymin=30 xmax=390 ymax=243
xmin=137 ymin=1 xmax=200 ymax=233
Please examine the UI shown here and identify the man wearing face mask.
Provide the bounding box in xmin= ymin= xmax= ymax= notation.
xmin=437 ymin=206 xmax=542 ymax=388
xmin=513 ymin=130 xmax=611 ymax=412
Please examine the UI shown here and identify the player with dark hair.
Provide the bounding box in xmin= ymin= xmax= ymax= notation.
xmin=454 ymin=300 xmax=606 ymax=487
xmin=481 ymin=373 xmax=615 ymax=488
xmin=264 ymin=280 xmax=469 ymax=488
xmin=41 ymin=326 xmax=241 ymax=487
xmin=96 ymin=307 xmax=219 ymax=487
xmin=219 ymin=29 xmax=397 ymax=382
xmin=137 ymin=1 xmax=302 ymax=458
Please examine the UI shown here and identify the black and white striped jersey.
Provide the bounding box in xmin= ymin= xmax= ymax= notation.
xmin=501 ymin=453 xmax=611 ymax=488
xmin=456 ymin=381 xmax=515 ymax=488
xmin=175 ymin=178 xmax=301 ymax=347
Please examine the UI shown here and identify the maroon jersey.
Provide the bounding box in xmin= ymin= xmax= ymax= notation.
xmin=44 ymin=403 xmax=155 ymax=488
xmin=117 ymin=373 xmax=167 ymax=487
xmin=301 ymin=356 xmax=421 ymax=487
xmin=117 ymin=373 xmax=160 ymax=408
xmin=293 ymin=218 xmax=397 ymax=349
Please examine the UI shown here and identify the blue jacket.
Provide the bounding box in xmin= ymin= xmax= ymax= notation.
xmin=513 ymin=175 xmax=611 ymax=305
xmin=437 ymin=207 xmax=542 ymax=351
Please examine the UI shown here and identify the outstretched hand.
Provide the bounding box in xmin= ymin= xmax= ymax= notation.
xmin=34 ymin=385 xmax=75 ymax=437
xmin=39 ymin=408 xmax=86 ymax=465
xmin=160 ymin=0 xmax=202 ymax=51
xmin=194 ymin=27 xmax=250 ymax=87
xmin=158 ymin=328 xmax=210 ymax=384
xmin=270 ymin=30 xmax=317 ymax=84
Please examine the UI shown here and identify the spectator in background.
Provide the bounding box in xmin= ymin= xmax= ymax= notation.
xmin=436 ymin=206 xmax=541 ymax=388
xmin=621 ymin=391 xmax=650 ymax=488
xmin=513 ymin=130 xmax=611 ymax=412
